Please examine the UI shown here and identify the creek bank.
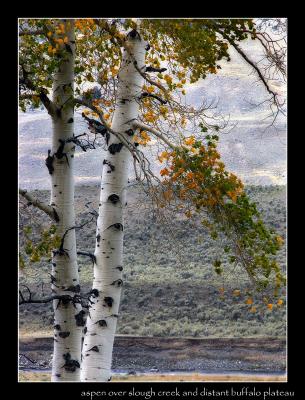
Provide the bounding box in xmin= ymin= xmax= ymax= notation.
xmin=19 ymin=336 xmax=286 ymax=373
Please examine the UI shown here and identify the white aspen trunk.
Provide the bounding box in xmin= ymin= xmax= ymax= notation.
xmin=80 ymin=29 xmax=146 ymax=382
xmin=49 ymin=20 xmax=83 ymax=382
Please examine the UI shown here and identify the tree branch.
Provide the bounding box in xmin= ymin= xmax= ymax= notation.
xmin=138 ymin=92 xmax=167 ymax=105
xmin=19 ymin=285 xmax=90 ymax=308
xmin=19 ymin=30 xmax=45 ymax=36
xmin=132 ymin=120 xmax=176 ymax=149
xmin=215 ymin=29 xmax=279 ymax=103
xmin=75 ymin=98 xmax=138 ymax=156
xmin=95 ymin=20 xmax=170 ymax=98
xmin=145 ymin=66 xmax=167 ymax=73
xmin=133 ymin=60 xmax=169 ymax=98
xmin=77 ymin=251 xmax=96 ymax=266
xmin=19 ymin=188 xmax=59 ymax=222
xmin=19 ymin=293 xmax=79 ymax=305
xmin=19 ymin=65 xmax=57 ymax=116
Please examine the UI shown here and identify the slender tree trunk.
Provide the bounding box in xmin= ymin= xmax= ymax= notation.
xmin=80 ymin=29 xmax=146 ymax=382
xmin=49 ymin=20 xmax=83 ymax=382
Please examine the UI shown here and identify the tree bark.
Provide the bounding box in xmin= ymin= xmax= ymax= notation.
xmin=80 ymin=29 xmax=146 ymax=382
xmin=49 ymin=20 xmax=83 ymax=382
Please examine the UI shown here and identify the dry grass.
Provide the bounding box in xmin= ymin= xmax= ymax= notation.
xmin=116 ymin=374 xmax=287 ymax=382
xmin=19 ymin=330 xmax=53 ymax=339
xmin=19 ymin=371 xmax=51 ymax=382
xmin=18 ymin=371 xmax=286 ymax=383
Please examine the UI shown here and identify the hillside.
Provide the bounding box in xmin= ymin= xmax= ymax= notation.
xmin=19 ymin=184 xmax=286 ymax=338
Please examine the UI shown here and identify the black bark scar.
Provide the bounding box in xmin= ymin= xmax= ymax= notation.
xmin=103 ymin=297 xmax=113 ymax=307
xmin=103 ymin=159 xmax=115 ymax=172
xmin=108 ymin=143 xmax=123 ymax=155
xmin=64 ymin=284 xmax=81 ymax=293
xmin=110 ymin=279 xmax=123 ymax=287
xmin=125 ymin=129 xmax=134 ymax=136
xmin=95 ymin=319 xmax=107 ymax=327
xmin=75 ymin=310 xmax=86 ymax=327
xmin=88 ymin=346 xmax=99 ymax=352
xmin=108 ymin=194 xmax=120 ymax=204
xmin=89 ymin=289 xmax=99 ymax=298
xmin=107 ymin=223 xmax=123 ymax=231
xmin=59 ymin=331 xmax=70 ymax=338
xmin=45 ymin=150 xmax=55 ymax=175
xmin=62 ymin=353 xmax=80 ymax=372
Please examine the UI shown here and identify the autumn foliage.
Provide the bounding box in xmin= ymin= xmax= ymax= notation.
xmin=19 ymin=18 xmax=286 ymax=312
xmin=156 ymin=123 xmax=285 ymax=305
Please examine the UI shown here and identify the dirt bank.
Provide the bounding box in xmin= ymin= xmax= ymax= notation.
xmin=19 ymin=335 xmax=286 ymax=374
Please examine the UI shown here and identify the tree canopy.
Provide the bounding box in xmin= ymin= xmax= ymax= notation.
xmin=19 ymin=18 xmax=286 ymax=310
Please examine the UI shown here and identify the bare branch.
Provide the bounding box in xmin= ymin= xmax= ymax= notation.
xmin=220 ymin=31 xmax=278 ymax=100
xmin=77 ymin=251 xmax=96 ymax=266
xmin=145 ymin=66 xmax=167 ymax=73
xmin=138 ymin=92 xmax=167 ymax=105
xmin=133 ymin=60 xmax=169 ymax=98
xmin=19 ymin=284 xmax=91 ymax=309
xmin=19 ymin=293 xmax=79 ymax=306
xmin=19 ymin=188 xmax=59 ymax=222
xmin=132 ymin=120 xmax=176 ymax=149
xmin=19 ymin=30 xmax=45 ymax=36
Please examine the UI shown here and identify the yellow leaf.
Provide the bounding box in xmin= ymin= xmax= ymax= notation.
xmin=111 ymin=67 xmax=118 ymax=76
xmin=140 ymin=131 xmax=151 ymax=142
xmin=245 ymin=298 xmax=253 ymax=305
xmin=267 ymin=303 xmax=273 ymax=310
xmin=158 ymin=151 xmax=170 ymax=162
xmin=160 ymin=168 xmax=170 ymax=176
xmin=227 ymin=191 xmax=238 ymax=203
xmin=163 ymin=190 xmax=173 ymax=201
xmin=275 ymin=236 xmax=284 ymax=246
xmin=186 ymin=171 xmax=194 ymax=180
xmin=143 ymin=111 xmax=157 ymax=123
xmin=184 ymin=136 xmax=195 ymax=146
xmin=164 ymin=74 xmax=172 ymax=84
xmin=160 ymin=106 xmax=168 ymax=115
xmin=147 ymin=86 xmax=155 ymax=93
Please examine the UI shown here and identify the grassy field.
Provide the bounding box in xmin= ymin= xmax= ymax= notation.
xmin=19 ymin=184 xmax=286 ymax=339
